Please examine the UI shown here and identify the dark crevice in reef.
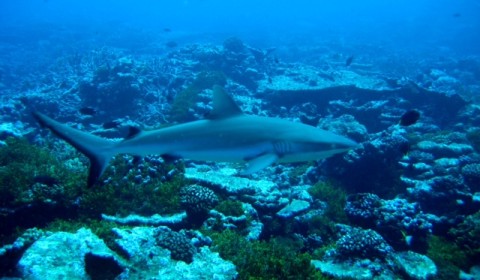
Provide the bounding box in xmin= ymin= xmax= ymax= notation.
xmin=0 ymin=203 xmax=78 ymax=238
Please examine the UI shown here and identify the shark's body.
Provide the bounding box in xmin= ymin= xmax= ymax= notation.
xmin=33 ymin=87 xmax=357 ymax=187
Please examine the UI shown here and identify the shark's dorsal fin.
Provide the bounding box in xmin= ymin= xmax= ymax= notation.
xmin=208 ymin=85 xmax=243 ymax=119
xmin=125 ymin=126 xmax=142 ymax=140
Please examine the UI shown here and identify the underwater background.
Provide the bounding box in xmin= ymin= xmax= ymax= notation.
xmin=1 ymin=0 xmax=480 ymax=279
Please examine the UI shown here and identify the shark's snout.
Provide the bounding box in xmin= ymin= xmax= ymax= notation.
xmin=344 ymin=138 xmax=359 ymax=149
xmin=331 ymin=137 xmax=359 ymax=151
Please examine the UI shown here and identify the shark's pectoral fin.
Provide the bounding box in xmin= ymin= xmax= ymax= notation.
xmin=240 ymin=153 xmax=278 ymax=175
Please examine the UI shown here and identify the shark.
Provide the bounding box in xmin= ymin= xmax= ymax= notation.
xmin=33 ymin=86 xmax=358 ymax=187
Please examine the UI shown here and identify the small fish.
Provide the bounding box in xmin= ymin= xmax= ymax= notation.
xmin=345 ymin=55 xmax=354 ymax=66
xmin=103 ymin=120 xmax=121 ymax=130
xmin=165 ymin=41 xmax=178 ymax=48
xmin=33 ymin=175 xmax=59 ymax=186
xmin=79 ymin=107 xmax=97 ymax=116
xmin=399 ymin=109 xmax=420 ymax=126
xmin=163 ymin=28 xmax=172 ymax=33
xmin=398 ymin=141 xmax=410 ymax=155
xmin=452 ymin=12 xmax=461 ymax=18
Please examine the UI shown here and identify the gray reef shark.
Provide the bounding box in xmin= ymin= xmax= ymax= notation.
xmin=33 ymin=86 xmax=358 ymax=187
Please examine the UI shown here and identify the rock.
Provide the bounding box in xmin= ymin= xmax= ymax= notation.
xmin=246 ymin=220 xmax=263 ymax=241
xmin=185 ymin=165 xmax=276 ymax=195
xmin=416 ymin=141 xmax=474 ymax=158
xmin=311 ymin=259 xmax=373 ymax=279
xmin=101 ymin=212 xmax=187 ymax=226
xmin=295 ymin=208 xmax=327 ymax=225
xmin=311 ymin=259 xmax=396 ymax=280
xmin=0 ymin=228 xmax=45 ymax=275
xmin=258 ymin=64 xmax=389 ymax=92
xmin=17 ymin=228 xmax=125 ymax=280
xmin=112 ymin=227 xmax=167 ymax=269
xmin=318 ymin=114 xmax=369 ymax=143
xmin=473 ymin=192 xmax=480 ymax=204
xmin=460 ymin=265 xmax=480 ymax=280
xmin=155 ymin=247 xmax=237 ymax=280
xmin=276 ymin=199 xmax=310 ymax=218
xmin=0 ymin=121 xmax=33 ymax=140
xmin=391 ymin=251 xmax=437 ymax=280
xmin=434 ymin=157 xmax=461 ymax=169
xmin=113 ymin=227 xmax=237 ymax=280
xmin=185 ymin=165 xmax=287 ymax=211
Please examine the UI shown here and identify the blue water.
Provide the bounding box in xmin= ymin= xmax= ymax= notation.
xmin=2 ymin=0 xmax=479 ymax=53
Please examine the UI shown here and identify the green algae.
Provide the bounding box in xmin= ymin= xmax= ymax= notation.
xmin=0 ymin=137 xmax=191 ymax=247
xmin=170 ymin=71 xmax=227 ymax=122
xmin=45 ymin=218 xmax=129 ymax=254
xmin=210 ymin=230 xmax=329 ymax=280
xmin=0 ymin=137 xmax=84 ymax=208
xmin=79 ymin=156 xmax=186 ymax=218
xmin=448 ymin=211 xmax=480 ymax=258
xmin=308 ymin=180 xmax=348 ymax=224
xmin=215 ymin=200 xmax=244 ymax=217
xmin=426 ymin=235 xmax=470 ymax=280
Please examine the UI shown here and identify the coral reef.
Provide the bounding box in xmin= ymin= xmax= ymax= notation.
xmin=180 ymin=184 xmax=219 ymax=219
xmin=1 ymin=34 xmax=479 ymax=279
xmin=113 ymin=226 xmax=236 ymax=279
xmin=334 ymin=226 xmax=393 ymax=260
xmin=154 ymin=227 xmax=196 ymax=263
xmin=448 ymin=211 xmax=480 ymax=257
xmin=313 ymin=225 xmax=437 ymax=279
xmin=345 ymin=193 xmax=435 ymax=250
xmin=322 ymin=130 xmax=409 ymax=197
xmin=426 ymin=235 xmax=470 ymax=279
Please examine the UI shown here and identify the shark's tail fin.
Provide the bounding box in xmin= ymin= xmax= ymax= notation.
xmin=33 ymin=112 xmax=116 ymax=187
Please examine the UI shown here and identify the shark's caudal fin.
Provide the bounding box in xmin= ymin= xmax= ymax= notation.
xmin=32 ymin=112 xmax=116 ymax=187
